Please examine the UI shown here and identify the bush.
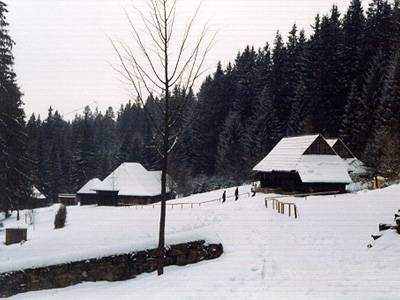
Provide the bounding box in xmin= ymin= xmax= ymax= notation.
xmin=54 ymin=205 xmax=67 ymax=229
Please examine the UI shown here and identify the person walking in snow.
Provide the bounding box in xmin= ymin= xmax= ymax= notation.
xmin=235 ymin=187 xmax=239 ymax=201
xmin=251 ymin=183 xmax=256 ymax=197
xmin=222 ymin=190 xmax=226 ymax=203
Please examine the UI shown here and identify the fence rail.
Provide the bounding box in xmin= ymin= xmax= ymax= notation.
xmin=131 ymin=192 xmax=251 ymax=210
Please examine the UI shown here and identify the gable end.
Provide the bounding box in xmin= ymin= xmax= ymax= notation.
xmin=303 ymin=135 xmax=336 ymax=155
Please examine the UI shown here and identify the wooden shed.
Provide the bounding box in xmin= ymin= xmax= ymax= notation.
xmin=93 ymin=163 xmax=173 ymax=206
xmin=58 ymin=194 xmax=78 ymax=206
xmin=76 ymin=178 xmax=102 ymax=205
xmin=326 ymin=138 xmax=367 ymax=178
xmin=26 ymin=186 xmax=50 ymax=209
xmin=326 ymin=138 xmax=355 ymax=159
xmin=253 ymin=134 xmax=352 ymax=194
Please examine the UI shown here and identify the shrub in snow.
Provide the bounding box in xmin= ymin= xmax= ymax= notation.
xmin=54 ymin=205 xmax=67 ymax=229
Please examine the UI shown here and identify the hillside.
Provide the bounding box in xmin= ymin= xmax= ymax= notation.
xmin=1 ymin=185 xmax=400 ymax=299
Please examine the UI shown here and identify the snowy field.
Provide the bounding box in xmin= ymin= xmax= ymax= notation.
xmin=1 ymin=185 xmax=400 ymax=299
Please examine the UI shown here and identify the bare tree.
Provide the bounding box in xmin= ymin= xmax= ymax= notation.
xmin=110 ymin=0 xmax=215 ymax=275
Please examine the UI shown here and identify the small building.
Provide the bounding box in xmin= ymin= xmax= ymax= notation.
xmin=76 ymin=178 xmax=102 ymax=205
xmin=326 ymin=138 xmax=355 ymax=159
xmin=27 ymin=186 xmax=49 ymax=209
xmin=58 ymin=194 xmax=78 ymax=206
xmin=93 ymin=162 xmax=173 ymax=206
xmin=326 ymin=138 xmax=366 ymax=179
xmin=253 ymin=134 xmax=352 ymax=194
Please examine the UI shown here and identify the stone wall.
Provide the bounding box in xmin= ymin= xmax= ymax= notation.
xmin=0 ymin=240 xmax=223 ymax=298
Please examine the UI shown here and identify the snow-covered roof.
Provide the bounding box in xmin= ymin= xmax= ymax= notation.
xmin=297 ymin=155 xmax=352 ymax=183
xmin=345 ymin=158 xmax=367 ymax=175
xmin=77 ymin=178 xmax=102 ymax=195
xmin=326 ymin=138 xmax=338 ymax=148
xmin=32 ymin=186 xmax=46 ymax=200
xmin=253 ymin=134 xmax=352 ymax=184
xmin=253 ymin=134 xmax=320 ymax=172
xmin=93 ymin=163 xmax=169 ymax=197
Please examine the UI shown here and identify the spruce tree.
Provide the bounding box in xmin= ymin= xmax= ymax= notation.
xmin=341 ymin=0 xmax=366 ymax=94
xmin=0 ymin=2 xmax=31 ymax=215
xmin=369 ymin=50 xmax=400 ymax=175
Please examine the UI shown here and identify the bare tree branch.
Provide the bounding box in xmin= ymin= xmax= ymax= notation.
xmin=110 ymin=0 xmax=214 ymax=276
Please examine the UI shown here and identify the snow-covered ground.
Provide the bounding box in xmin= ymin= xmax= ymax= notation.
xmin=1 ymin=185 xmax=400 ymax=299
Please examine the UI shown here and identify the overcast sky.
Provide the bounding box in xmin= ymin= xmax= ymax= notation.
xmin=7 ymin=0 xmax=363 ymax=119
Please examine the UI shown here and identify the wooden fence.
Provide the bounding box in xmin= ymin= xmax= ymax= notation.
xmin=265 ymin=198 xmax=298 ymax=219
xmin=132 ymin=192 xmax=251 ymax=210
xmin=264 ymin=190 xmax=341 ymax=219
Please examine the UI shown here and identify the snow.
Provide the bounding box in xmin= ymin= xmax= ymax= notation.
xmin=253 ymin=134 xmax=320 ymax=172
xmin=326 ymin=138 xmax=338 ymax=148
xmin=76 ymin=178 xmax=102 ymax=195
xmin=346 ymin=158 xmax=367 ymax=175
xmin=93 ymin=162 xmax=169 ymax=197
xmin=1 ymin=185 xmax=400 ymax=299
xmin=253 ymin=134 xmax=351 ymax=184
xmin=31 ymin=186 xmax=46 ymax=200
xmin=297 ymin=155 xmax=352 ymax=183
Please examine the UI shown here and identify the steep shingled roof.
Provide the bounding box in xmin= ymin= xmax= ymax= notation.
xmin=77 ymin=178 xmax=102 ymax=195
xmin=253 ymin=134 xmax=352 ymax=184
xmin=93 ymin=163 xmax=169 ymax=197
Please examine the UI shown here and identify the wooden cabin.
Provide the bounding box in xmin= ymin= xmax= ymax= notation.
xmin=24 ymin=186 xmax=50 ymax=209
xmin=253 ymin=134 xmax=352 ymax=194
xmin=326 ymin=138 xmax=355 ymax=159
xmin=58 ymin=194 xmax=78 ymax=206
xmin=326 ymin=138 xmax=367 ymax=179
xmin=93 ymin=163 xmax=173 ymax=206
xmin=76 ymin=178 xmax=102 ymax=205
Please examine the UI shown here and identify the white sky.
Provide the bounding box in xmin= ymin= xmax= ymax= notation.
xmin=6 ymin=0 xmax=363 ymax=119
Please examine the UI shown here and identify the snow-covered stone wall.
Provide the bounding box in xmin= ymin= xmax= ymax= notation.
xmin=0 ymin=240 xmax=223 ymax=297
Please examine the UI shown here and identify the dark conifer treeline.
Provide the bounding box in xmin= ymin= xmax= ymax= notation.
xmin=18 ymin=0 xmax=400 ymax=201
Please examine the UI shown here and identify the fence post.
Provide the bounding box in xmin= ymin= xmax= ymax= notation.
xmin=281 ymin=203 xmax=284 ymax=214
xmin=294 ymin=205 xmax=298 ymax=219
xmin=191 ymin=203 xmax=193 ymax=209
xmin=289 ymin=204 xmax=291 ymax=217
xmin=265 ymin=199 xmax=268 ymax=208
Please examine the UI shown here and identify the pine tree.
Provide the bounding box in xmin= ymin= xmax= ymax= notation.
xmin=216 ymin=111 xmax=243 ymax=181
xmin=369 ymin=50 xmax=400 ymax=175
xmin=270 ymin=31 xmax=290 ymax=134
xmin=0 ymin=2 xmax=31 ymax=215
xmin=287 ymin=29 xmax=307 ymax=136
xmin=357 ymin=50 xmax=388 ymax=162
xmin=364 ymin=0 xmax=393 ymax=63
xmin=192 ymin=62 xmax=234 ymax=175
xmin=341 ymin=0 xmax=366 ymax=95
xmin=242 ymin=84 xmax=281 ymax=170
xmin=72 ymin=107 xmax=96 ymax=191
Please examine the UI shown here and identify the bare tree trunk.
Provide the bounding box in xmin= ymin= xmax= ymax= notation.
xmin=158 ymin=101 xmax=169 ymax=275
xmin=110 ymin=0 xmax=214 ymax=276
xmin=158 ymin=2 xmax=170 ymax=275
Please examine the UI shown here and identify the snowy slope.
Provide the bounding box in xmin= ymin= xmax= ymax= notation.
xmin=1 ymin=185 xmax=400 ymax=300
